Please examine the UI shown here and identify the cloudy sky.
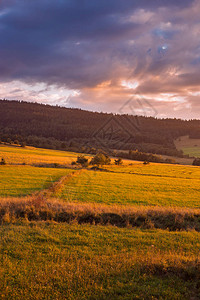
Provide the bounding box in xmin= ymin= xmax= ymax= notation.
xmin=0 ymin=0 xmax=200 ymax=119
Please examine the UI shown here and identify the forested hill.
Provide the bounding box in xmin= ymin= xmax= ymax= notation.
xmin=0 ymin=100 xmax=200 ymax=157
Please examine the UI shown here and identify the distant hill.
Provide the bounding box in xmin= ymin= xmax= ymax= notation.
xmin=0 ymin=99 xmax=200 ymax=157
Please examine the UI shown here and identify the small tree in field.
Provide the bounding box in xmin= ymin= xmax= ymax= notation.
xmin=14 ymin=140 xmax=19 ymax=145
xmin=90 ymin=153 xmax=111 ymax=167
xmin=20 ymin=141 xmax=26 ymax=148
xmin=193 ymin=158 xmax=200 ymax=166
xmin=0 ymin=158 xmax=6 ymax=165
xmin=114 ymin=158 xmax=123 ymax=165
xmin=76 ymin=155 xmax=88 ymax=167
xmin=7 ymin=138 xmax=12 ymax=144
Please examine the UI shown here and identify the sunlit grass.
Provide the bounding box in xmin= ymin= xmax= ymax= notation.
xmin=1 ymin=145 xmax=200 ymax=208
xmin=0 ymin=165 xmax=75 ymax=197
xmin=0 ymin=144 xmax=90 ymax=165
xmin=107 ymin=161 xmax=200 ymax=179
xmin=58 ymin=167 xmax=200 ymax=208
xmin=0 ymin=223 xmax=200 ymax=299
xmin=0 ymin=146 xmax=200 ymax=299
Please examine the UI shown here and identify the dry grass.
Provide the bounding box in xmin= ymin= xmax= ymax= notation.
xmin=1 ymin=195 xmax=200 ymax=231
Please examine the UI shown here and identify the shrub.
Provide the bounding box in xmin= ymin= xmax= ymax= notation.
xmin=193 ymin=158 xmax=200 ymax=166
xmin=20 ymin=141 xmax=26 ymax=148
xmin=7 ymin=138 xmax=12 ymax=144
xmin=165 ymin=158 xmax=176 ymax=164
xmin=90 ymin=153 xmax=111 ymax=167
xmin=114 ymin=158 xmax=123 ymax=165
xmin=0 ymin=158 xmax=6 ymax=165
xmin=76 ymin=155 xmax=88 ymax=167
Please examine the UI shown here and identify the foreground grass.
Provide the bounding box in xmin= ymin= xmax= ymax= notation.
xmin=0 ymin=165 xmax=75 ymax=197
xmin=0 ymin=222 xmax=200 ymax=299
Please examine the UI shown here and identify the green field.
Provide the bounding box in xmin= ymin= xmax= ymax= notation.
xmin=0 ymin=145 xmax=200 ymax=299
xmin=175 ymin=136 xmax=200 ymax=157
xmin=0 ymin=165 xmax=75 ymax=197
xmin=57 ymin=165 xmax=200 ymax=208
xmin=1 ymin=145 xmax=200 ymax=208
xmin=180 ymin=147 xmax=200 ymax=157
xmin=0 ymin=144 xmax=87 ymax=165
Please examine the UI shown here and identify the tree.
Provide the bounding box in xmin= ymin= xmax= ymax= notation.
xmin=0 ymin=158 xmax=6 ymax=165
xmin=114 ymin=158 xmax=123 ymax=165
xmin=61 ymin=142 xmax=66 ymax=149
xmin=90 ymin=153 xmax=111 ymax=167
xmin=76 ymin=155 xmax=88 ymax=167
xmin=7 ymin=138 xmax=12 ymax=144
xmin=20 ymin=141 xmax=26 ymax=148
xmin=89 ymin=147 xmax=96 ymax=155
xmin=193 ymin=158 xmax=200 ymax=166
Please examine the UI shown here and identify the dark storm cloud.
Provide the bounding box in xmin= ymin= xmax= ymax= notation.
xmin=0 ymin=0 xmax=199 ymax=119
xmin=0 ymin=0 xmax=193 ymax=86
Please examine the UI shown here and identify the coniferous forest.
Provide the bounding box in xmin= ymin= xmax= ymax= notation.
xmin=0 ymin=100 xmax=200 ymax=158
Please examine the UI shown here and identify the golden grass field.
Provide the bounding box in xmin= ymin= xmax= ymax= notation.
xmin=0 ymin=144 xmax=200 ymax=299
xmin=0 ymin=144 xmax=88 ymax=165
xmin=56 ymin=164 xmax=200 ymax=208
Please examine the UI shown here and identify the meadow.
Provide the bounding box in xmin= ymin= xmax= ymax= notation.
xmin=1 ymin=223 xmax=200 ymax=299
xmin=0 ymin=145 xmax=200 ymax=299
xmin=0 ymin=165 xmax=75 ymax=197
xmin=175 ymin=136 xmax=200 ymax=157
xmin=57 ymin=165 xmax=200 ymax=208
xmin=0 ymin=144 xmax=87 ymax=165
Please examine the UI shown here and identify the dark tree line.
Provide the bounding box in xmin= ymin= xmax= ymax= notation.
xmin=0 ymin=99 xmax=200 ymax=157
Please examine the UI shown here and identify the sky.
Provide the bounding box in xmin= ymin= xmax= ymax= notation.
xmin=0 ymin=0 xmax=200 ymax=119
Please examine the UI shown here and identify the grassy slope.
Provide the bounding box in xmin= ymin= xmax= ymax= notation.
xmin=175 ymin=136 xmax=200 ymax=157
xmin=181 ymin=147 xmax=200 ymax=157
xmin=1 ymin=146 xmax=200 ymax=207
xmin=57 ymin=164 xmax=200 ymax=208
xmin=1 ymin=223 xmax=200 ymax=299
xmin=0 ymin=145 xmax=200 ymax=299
xmin=0 ymin=165 xmax=74 ymax=197
xmin=0 ymin=145 xmax=82 ymax=197
xmin=0 ymin=144 xmax=89 ymax=165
